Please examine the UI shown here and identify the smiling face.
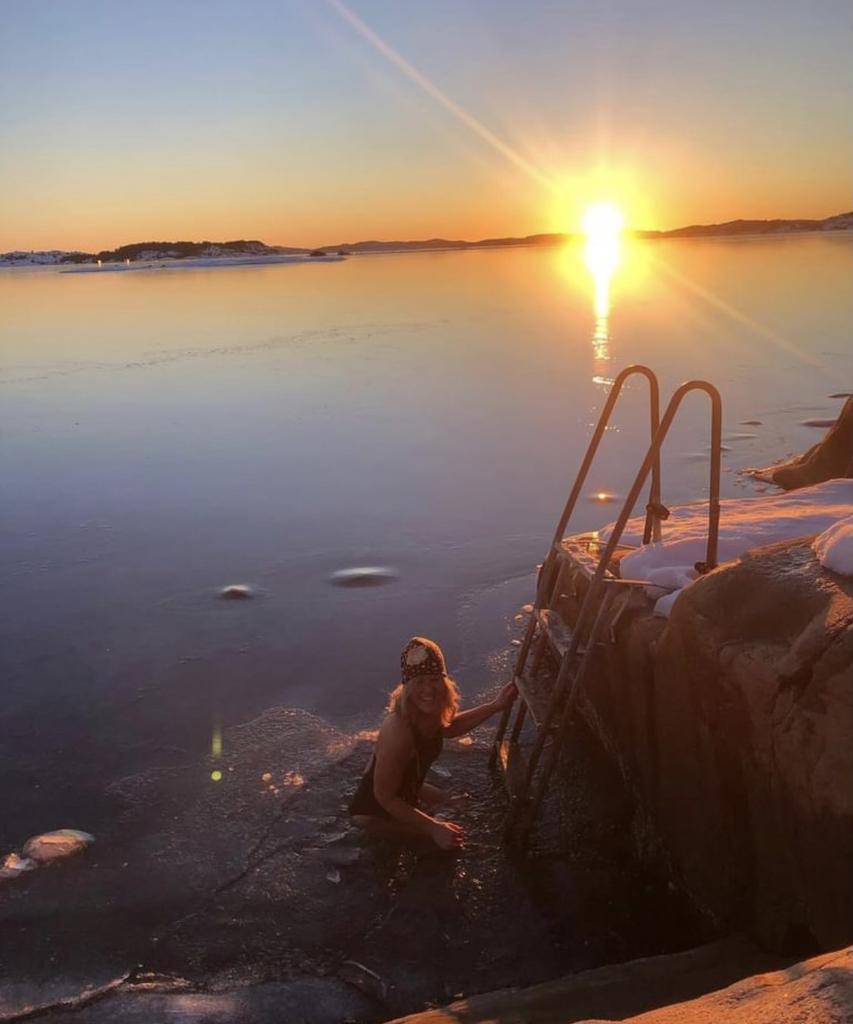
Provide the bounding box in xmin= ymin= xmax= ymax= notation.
xmin=406 ymin=672 xmax=446 ymax=718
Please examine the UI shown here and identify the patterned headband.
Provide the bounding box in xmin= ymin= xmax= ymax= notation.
xmin=400 ymin=636 xmax=447 ymax=684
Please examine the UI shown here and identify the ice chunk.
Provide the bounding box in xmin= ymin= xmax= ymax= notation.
xmin=1 ymin=852 xmax=37 ymax=879
xmin=328 ymin=566 xmax=398 ymax=588
xmin=23 ymin=829 xmax=95 ymax=863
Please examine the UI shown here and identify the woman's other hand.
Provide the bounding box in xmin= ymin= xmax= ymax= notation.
xmin=430 ymin=819 xmax=464 ymax=850
xmin=492 ymin=681 xmax=518 ymax=712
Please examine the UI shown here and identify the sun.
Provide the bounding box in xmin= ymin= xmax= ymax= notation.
xmin=582 ymin=202 xmax=625 ymax=241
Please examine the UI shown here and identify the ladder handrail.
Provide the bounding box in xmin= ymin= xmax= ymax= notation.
xmin=508 ymin=379 xmax=723 ymax=836
xmin=549 ymin=378 xmax=723 ymax=701
xmin=548 ymin=364 xmax=663 ymax=557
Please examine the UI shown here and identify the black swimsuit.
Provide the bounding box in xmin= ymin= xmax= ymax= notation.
xmin=349 ymin=722 xmax=443 ymax=818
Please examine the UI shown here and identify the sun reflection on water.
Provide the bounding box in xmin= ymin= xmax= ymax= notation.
xmin=583 ymin=203 xmax=624 ymax=369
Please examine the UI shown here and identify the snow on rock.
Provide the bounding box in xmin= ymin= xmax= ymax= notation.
xmin=814 ymin=520 xmax=853 ymax=577
xmin=602 ymin=479 xmax=853 ymax=616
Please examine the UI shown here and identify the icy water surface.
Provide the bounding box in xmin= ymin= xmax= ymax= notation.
xmin=0 ymin=232 xmax=850 ymax=842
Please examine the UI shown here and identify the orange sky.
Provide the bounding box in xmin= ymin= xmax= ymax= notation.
xmin=1 ymin=1 xmax=850 ymax=251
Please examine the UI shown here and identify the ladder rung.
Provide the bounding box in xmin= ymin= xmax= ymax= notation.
xmin=513 ymin=667 xmax=554 ymax=729
xmin=496 ymin=740 xmax=527 ymax=799
xmin=536 ymin=608 xmax=577 ymax=657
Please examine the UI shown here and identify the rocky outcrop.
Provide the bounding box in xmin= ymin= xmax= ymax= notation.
xmin=557 ymin=535 xmax=853 ymax=951
xmin=385 ymin=944 xmax=851 ymax=1024
xmin=756 ymin=397 xmax=853 ymax=489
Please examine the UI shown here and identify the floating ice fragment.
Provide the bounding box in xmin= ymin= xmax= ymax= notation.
xmin=328 ymin=566 xmax=399 ymax=588
xmin=23 ymin=829 xmax=94 ymax=864
xmin=326 ymin=868 xmax=341 ymax=883
xmin=1 ymin=853 xmax=37 ymax=879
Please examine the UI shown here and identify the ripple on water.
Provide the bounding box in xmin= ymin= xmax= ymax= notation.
xmin=801 ymin=419 xmax=835 ymax=428
xmin=328 ymin=566 xmax=399 ymax=588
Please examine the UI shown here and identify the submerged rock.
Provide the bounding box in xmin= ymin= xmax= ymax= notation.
xmin=22 ymin=829 xmax=95 ymax=864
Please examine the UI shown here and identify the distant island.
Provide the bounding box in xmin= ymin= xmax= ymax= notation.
xmin=2 ymin=212 xmax=850 ymax=266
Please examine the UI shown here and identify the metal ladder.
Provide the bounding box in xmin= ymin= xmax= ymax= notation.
xmin=491 ymin=367 xmax=723 ymax=846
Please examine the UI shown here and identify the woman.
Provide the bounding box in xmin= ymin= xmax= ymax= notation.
xmin=349 ymin=636 xmax=517 ymax=850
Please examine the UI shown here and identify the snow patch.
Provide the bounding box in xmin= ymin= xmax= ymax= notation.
xmin=602 ymin=479 xmax=853 ymax=616
xmin=813 ymin=520 xmax=853 ymax=577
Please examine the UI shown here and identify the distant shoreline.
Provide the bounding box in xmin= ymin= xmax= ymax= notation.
xmin=317 ymin=213 xmax=852 ymax=255
xmin=58 ymin=252 xmax=345 ymax=274
xmin=1 ymin=213 xmax=850 ymax=267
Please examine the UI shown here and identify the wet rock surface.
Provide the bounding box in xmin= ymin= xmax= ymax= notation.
xmin=0 ymin=703 xmax=703 ymax=1023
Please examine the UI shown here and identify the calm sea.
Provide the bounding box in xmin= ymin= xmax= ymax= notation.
xmin=1 ymin=232 xmax=850 ymax=838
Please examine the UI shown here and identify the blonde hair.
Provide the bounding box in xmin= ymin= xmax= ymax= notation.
xmin=388 ymin=674 xmax=459 ymax=728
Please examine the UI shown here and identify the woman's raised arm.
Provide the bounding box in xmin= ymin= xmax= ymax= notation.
xmin=442 ymin=682 xmax=517 ymax=738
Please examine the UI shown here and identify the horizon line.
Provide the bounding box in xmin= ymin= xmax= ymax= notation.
xmin=2 ymin=210 xmax=851 ymax=257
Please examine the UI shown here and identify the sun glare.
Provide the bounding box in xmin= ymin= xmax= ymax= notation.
xmin=582 ymin=202 xmax=624 ymax=242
